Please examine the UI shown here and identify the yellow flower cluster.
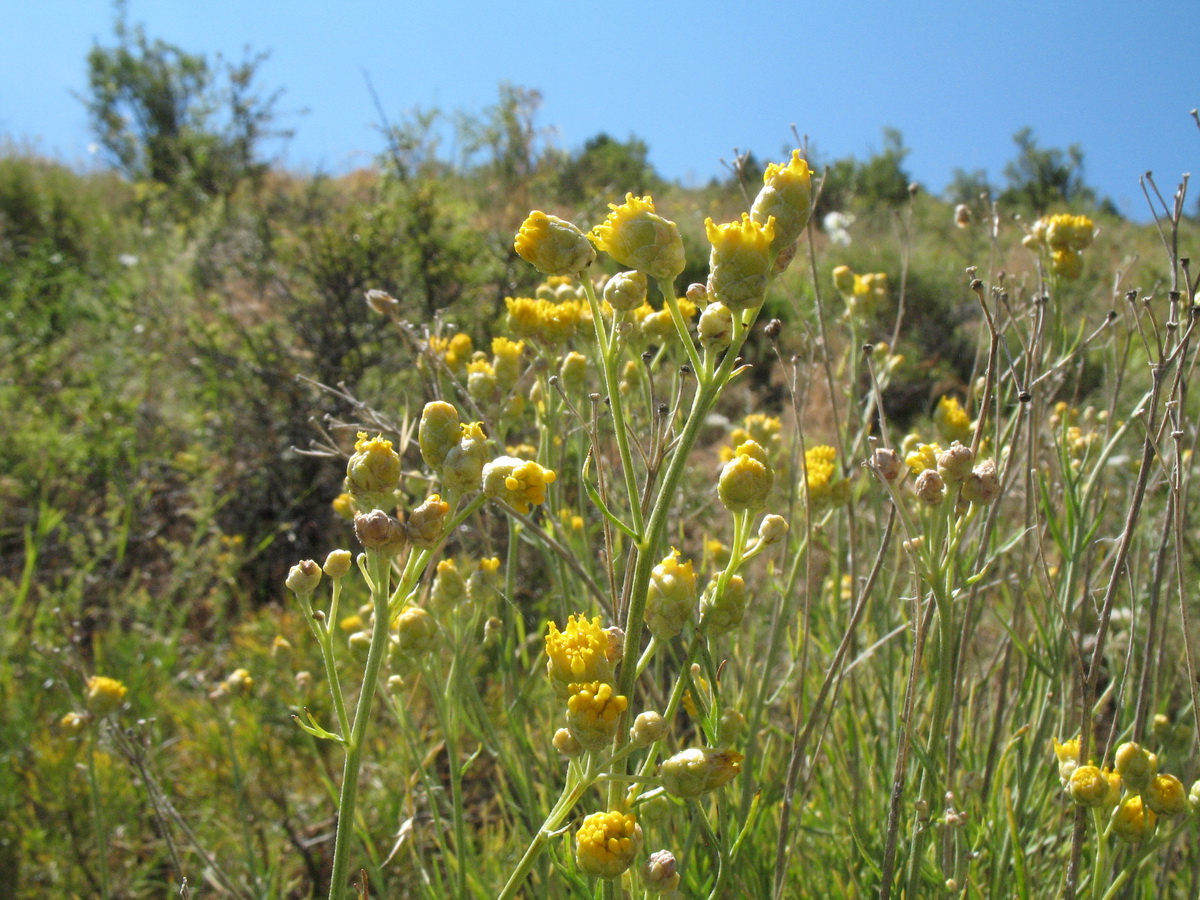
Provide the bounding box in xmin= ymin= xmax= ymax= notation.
xmin=514 ymin=210 xmax=595 ymax=276
xmin=1025 ymin=213 xmax=1095 ymax=280
xmin=718 ymin=440 xmax=774 ymax=512
xmin=491 ymin=336 xmax=525 ymax=388
xmin=428 ymin=332 xmax=474 ymax=372
xmin=804 ymin=445 xmax=846 ymax=507
xmin=86 ymin=676 xmax=128 ymax=717
xmin=904 ymin=441 xmax=942 ymax=476
xmin=482 ymin=456 xmax=557 ymax=514
xmin=720 ymin=414 xmax=783 ymax=463
xmin=832 ymin=265 xmax=889 ymax=318
xmin=705 ymin=213 xmax=776 ymax=310
xmin=566 ymin=681 xmax=628 ymax=749
xmin=575 ymin=810 xmax=642 ymax=878
xmin=933 ymin=395 xmax=972 ymax=443
xmin=546 ymin=614 xmax=614 ymax=696
xmin=505 ymin=295 xmax=592 ymax=344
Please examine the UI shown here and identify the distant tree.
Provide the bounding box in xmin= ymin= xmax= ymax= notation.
xmin=82 ymin=4 xmax=286 ymax=209
xmin=556 ymin=133 xmax=659 ymax=204
xmin=999 ymin=128 xmax=1095 ymax=213
xmin=945 ymin=168 xmax=994 ymax=206
xmin=813 ymin=127 xmax=912 ymax=219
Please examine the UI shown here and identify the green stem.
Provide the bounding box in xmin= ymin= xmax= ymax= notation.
xmin=86 ymin=721 xmax=112 ymax=900
xmin=582 ymin=277 xmax=646 ymax=538
xmin=223 ymin=713 xmax=263 ymax=897
xmin=327 ymin=549 xmax=392 ymax=900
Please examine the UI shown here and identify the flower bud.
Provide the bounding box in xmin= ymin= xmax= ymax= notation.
xmin=348 ymin=630 xmax=372 ymax=660
xmin=718 ymin=441 xmax=774 ymax=512
xmin=871 ymin=448 xmax=903 ymax=482
xmin=832 ymin=265 xmax=856 ymax=296
xmin=364 ymin=288 xmax=399 ymax=315
xmin=705 ymin=213 xmax=776 ymax=311
xmin=1115 ymin=741 xmax=1156 ymax=793
xmin=1112 ymin=795 xmax=1155 ymax=843
xmin=346 ymin=432 xmax=401 ymax=508
xmin=644 ymin=549 xmax=697 ymax=640
xmin=698 ymin=301 xmax=734 ymax=350
xmin=630 ymin=710 xmax=667 ymax=747
xmin=354 ymin=510 xmax=408 ymax=554
xmin=322 ymin=550 xmax=353 ymax=579
xmin=406 ymin=494 xmax=450 ymax=549
xmin=961 ymin=459 xmax=1000 ymax=504
xmin=60 ymin=711 xmax=86 ymax=733
xmin=294 ymin=670 xmax=313 ymax=694
xmin=429 ymin=558 xmax=468 ymax=613
xmin=515 ymin=210 xmax=596 ymax=276
xmin=271 ymin=635 xmax=293 ymax=661
xmin=491 ymin=337 xmax=525 ymax=389
xmin=553 ymin=726 xmax=584 ymax=758
xmin=936 ymin=441 xmax=975 ymax=485
xmin=590 ymin=194 xmax=686 ymax=283
xmin=718 ymin=708 xmax=747 ymax=746
xmin=576 ymin=811 xmax=642 ymax=879
xmin=394 ymin=606 xmax=438 ymax=657
xmin=1145 ymin=773 xmax=1187 ymax=817
xmin=750 ymin=150 xmax=813 ymax=260
xmin=466 ymin=359 xmax=498 ymax=403
xmin=701 ymin=574 xmax=747 ymax=633
xmin=603 ymin=270 xmax=648 ymax=311
xmin=1068 ymin=765 xmax=1110 ymax=808
xmin=560 ymin=351 xmax=589 ymax=393
xmin=758 ymin=513 xmax=789 ymax=545
xmin=419 ymin=401 xmax=462 ymax=471
xmin=85 ymin=676 xmax=128 ymax=717
xmin=604 ymin=626 xmax=625 ymax=663
xmin=286 ymin=559 xmax=323 ymax=595
xmin=914 ymin=469 xmax=945 ymax=506
xmin=660 ymin=747 xmax=743 ymax=799
xmin=954 ymin=204 xmax=972 ymax=228
xmin=640 ymin=850 xmax=681 ymax=893
xmin=482 ymin=456 xmax=557 ymax=515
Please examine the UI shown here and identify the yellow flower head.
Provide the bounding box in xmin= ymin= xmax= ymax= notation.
xmin=718 ymin=440 xmax=774 ymax=512
xmin=1115 ymin=741 xmax=1156 ymax=793
xmin=1044 ymin=213 xmax=1095 ymax=252
xmin=832 ymin=264 xmax=856 ymax=296
xmin=428 ymin=332 xmax=474 ymax=372
xmin=1068 ymin=765 xmax=1111 ymax=808
xmin=1144 ymin=772 xmax=1187 ymax=817
xmin=491 ymin=336 xmax=525 ymax=388
xmin=803 ymin=444 xmax=839 ymax=507
xmin=750 ymin=150 xmax=813 ymax=260
xmin=514 ymin=210 xmax=596 ymax=276
xmin=86 ymin=676 xmax=128 ymax=717
xmin=504 ymin=296 xmax=591 ymax=344
xmin=904 ymin=442 xmax=942 ymax=476
xmin=346 ymin=432 xmax=402 ymax=507
xmin=393 ymin=606 xmax=438 ymax=656
xmin=546 ymin=614 xmax=613 ymax=695
xmin=704 ymin=213 xmax=776 ymax=310
xmin=1112 ymin=795 xmax=1155 ymax=844
xmin=1053 ymin=737 xmax=1081 ymax=783
xmin=934 ymin=396 xmax=973 ymax=443
xmin=331 ymin=492 xmax=355 ymax=520
xmin=590 ymin=194 xmax=686 ymax=283
xmin=566 ymin=681 xmax=629 ymax=750
xmin=575 ymin=810 xmax=642 ymax=879
xmin=482 ymin=456 xmax=556 ymax=514
xmin=645 ymin=548 xmax=698 ymax=640
xmin=430 ymin=558 xmax=468 ymax=612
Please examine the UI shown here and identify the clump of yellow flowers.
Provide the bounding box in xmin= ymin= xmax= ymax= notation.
xmin=589 ymin=194 xmax=685 ymax=282
xmin=545 ymin=614 xmax=614 ymax=697
xmin=1024 ymin=213 xmax=1095 ymax=280
xmin=575 ymin=810 xmax=642 ymax=878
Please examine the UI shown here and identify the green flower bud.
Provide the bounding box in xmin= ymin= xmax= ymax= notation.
xmin=322 ymin=550 xmax=353 ymax=579
xmin=718 ymin=440 xmax=774 ymax=512
xmin=514 ymin=210 xmax=596 ymax=276
xmin=559 ymin=351 xmax=589 ymax=394
xmin=430 ymin=558 xmax=468 ymax=613
xmin=640 ymin=850 xmax=681 ymax=893
xmin=603 ymin=270 xmax=648 ymax=311
xmin=590 ymin=194 xmax=685 ymax=283
xmin=406 ymin=494 xmax=450 ymax=550
xmin=1145 ymin=773 xmax=1187 ymax=817
xmin=750 ymin=151 xmax=813 ymax=261
xmin=705 ymin=213 xmax=776 ymax=311
xmin=419 ymin=401 xmax=462 ymax=471
xmin=698 ymin=301 xmax=734 ymax=350
xmin=1112 ymin=796 xmax=1154 ymax=843
xmin=286 ymin=559 xmax=323 ymax=595
xmin=393 ymin=606 xmax=438 ymax=656
xmin=1068 ymin=765 xmax=1110 ymax=808
xmin=701 ymin=574 xmax=747 ymax=634
xmin=629 ymin=710 xmax=667 ymax=747
xmin=346 ymin=432 xmax=402 ymax=509
xmin=660 ymin=747 xmax=743 ymax=799
xmin=936 ymin=441 xmax=975 ymax=485
xmin=644 ymin=549 xmax=697 ymax=640
xmin=353 ymin=510 xmax=408 ymax=555
xmin=1116 ymin=742 xmax=1156 ymax=793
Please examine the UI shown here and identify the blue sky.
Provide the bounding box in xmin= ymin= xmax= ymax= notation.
xmin=2 ymin=0 xmax=1195 ymax=219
